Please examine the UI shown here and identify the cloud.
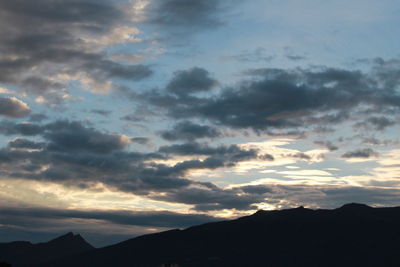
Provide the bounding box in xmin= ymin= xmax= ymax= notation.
xmin=0 ymin=206 xmax=219 ymax=229
xmin=131 ymin=137 xmax=150 ymax=145
xmin=314 ymin=140 xmax=338 ymax=151
xmin=354 ymin=116 xmax=395 ymax=131
xmin=0 ymin=97 xmax=31 ymax=118
xmin=0 ymin=119 xmax=265 ymax=211
xmin=0 ymin=0 xmax=152 ymax=105
xmin=137 ymin=0 xmax=232 ymax=33
xmin=286 ymin=152 xmax=312 ymax=161
xmin=160 ymin=121 xmax=220 ymax=141
xmin=91 ymin=109 xmax=112 ymax=116
xmin=0 ymin=121 xmax=43 ymax=136
xmin=0 ymin=120 xmax=131 ymax=154
xmin=166 ymin=67 xmax=218 ymax=96
xmin=155 ymin=186 xmax=266 ymax=211
xmin=29 ymin=113 xmax=48 ymax=122
xmin=140 ymin=65 xmax=400 ymax=133
xmin=342 ymin=148 xmax=379 ymax=159
xmin=221 ymin=47 xmax=275 ymax=63
xmin=8 ymin=138 xmax=45 ymax=150
xmin=158 ymin=142 xmax=257 ymax=161
xmin=44 ymin=121 xmax=131 ymax=154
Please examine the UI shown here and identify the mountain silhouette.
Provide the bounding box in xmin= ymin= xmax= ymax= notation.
xmin=0 ymin=232 xmax=94 ymax=266
xmin=4 ymin=203 xmax=400 ymax=267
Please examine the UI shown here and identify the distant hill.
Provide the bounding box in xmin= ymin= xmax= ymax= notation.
xmin=0 ymin=232 xmax=94 ymax=267
xmin=4 ymin=203 xmax=400 ymax=266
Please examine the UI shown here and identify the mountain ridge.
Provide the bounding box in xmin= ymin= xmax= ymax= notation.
xmin=3 ymin=203 xmax=400 ymax=267
xmin=0 ymin=232 xmax=94 ymax=267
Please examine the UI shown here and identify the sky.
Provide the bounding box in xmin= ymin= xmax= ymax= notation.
xmin=1 ymin=0 xmax=400 ymax=247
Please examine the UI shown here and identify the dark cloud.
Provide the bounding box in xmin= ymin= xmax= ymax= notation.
xmin=8 ymin=138 xmax=45 ymax=150
xmin=158 ymin=142 xmax=257 ymax=160
xmin=0 ymin=121 xmax=44 ymax=136
xmin=154 ymin=184 xmax=267 ymax=211
xmin=264 ymin=184 xmax=400 ymax=209
xmin=120 ymin=113 xmax=142 ymax=122
xmin=160 ymin=121 xmax=220 ymax=141
xmin=240 ymin=185 xmax=273 ymax=195
xmin=0 ymin=0 xmax=152 ymax=105
xmin=0 ymin=97 xmax=31 ymax=118
xmin=259 ymin=154 xmax=275 ymax=161
xmin=366 ymin=117 xmax=395 ymax=130
xmin=141 ymin=66 xmax=400 ymax=133
xmin=0 ymin=206 xmax=219 ymax=229
xmin=314 ymin=140 xmax=338 ymax=151
xmin=91 ymin=109 xmax=112 ymax=116
xmin=342 ymin=148 xmax=378 ymax=159
xmin=286 ymin=152 xmax=312 ymax=161
xmin=141 ymin=0 xmax=232 ymax=32
xmin=166 ymin=67 xmax=218 ymax=96
xmin=44 ymin=121 xmax=130 ymax=154
xmin=286 ymin=55 xmax=306 ymax=61
xmin=131 ymin=137 xmax=150 ymax=145
xmin=355 ymin=116 xmax=395 ymax=131
xmin=29 ymin=113 xmax=48 ymax=122
xmin=361 ymin=137 xmax=397 ymax=146
xmin=0 ymin=119 xmax=263 ymax=211
xmin=0 ymin=120 xmax=130 ymax=154
xmin=222 ymin=47 xmax=275 ymax=63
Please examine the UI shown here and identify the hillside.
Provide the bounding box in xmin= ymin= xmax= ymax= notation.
xmin=42 ymin=203 xmax=400 ymax=267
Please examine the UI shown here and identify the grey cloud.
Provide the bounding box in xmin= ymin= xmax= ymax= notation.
xmin=141 ymin=66 xmax=400 ymax=133
xmin=0 ymin=206 xmax=219 ymax=229
xmin=223 ymin=47 xmax=275 ymax=63
xmin=0 ymin=0 xmax=152 ymax=105
xmin=161 ymin=121 xmax=220 ymax=141
xmin=131 ymin=137 xmax=150 ymax=145
xmin=158 ymin=142 xmax=257 ymax=160
xmin=154 ymin=186 xmax=266 ymax=211
xmin=29 ymin=113 xmax=48 ymax=122
xmin=319 ymin=187 xmax=400 ymax=208
xmin=361 ymin=137 xmax=397 ymax=146
xmin=314 ymin=140 xmax=338 ymax=151
xmin=355 ymin=116 xmax=396 ymax=131
xmin=286 ymin=55 xmax=306 ymax=61
xmin=44 ymin=121 xmax=130 ymax=154
xmin=259 ymin=154 xmax=275 ymax=161
xmin=342 ymin=148 xmax=378 ymax=159
xmin=286 ymin=152 xmax=312 ymax=161
xmin=240 ymin=185 xmax=273 ymax=195
xmin=120 ymin=113 xmax=142 ymax=122
xmin=166 ymin=67 xmax=218 ymax=96
xmin=8 ymin=138 xmax=45 ymax=150
xmin=141 ymin=0 xmax=231 ymax=32
xmin=367 ymin=117 xmax=395 ymax=130
xmin=0 ymin=120 xmax=130 ymax=154
xmin=0 ymin=119 xmax=264 ymax=211
xmin=91 ymin=109 xmax=112 ymax=116
xmin=20 ymin=76 xmax=64 ymax=95
xmin=0 ymin=97 xmax=31 ymax=118
xmin=0 ymin=121 xmax=44 ymax=136
xmin=0 ymin=0 xmax=122 ymax=27
xmin=264 ymin=184 xmax=400 ymax=209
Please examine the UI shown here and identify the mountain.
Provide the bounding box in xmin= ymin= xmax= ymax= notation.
xmin=0 ymin=232 xmax=94 ymax=266
xmin=4 ymin=203 xmax=400 ymax=266
xmin=39 ymin=203 xmax=400 ymax=267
